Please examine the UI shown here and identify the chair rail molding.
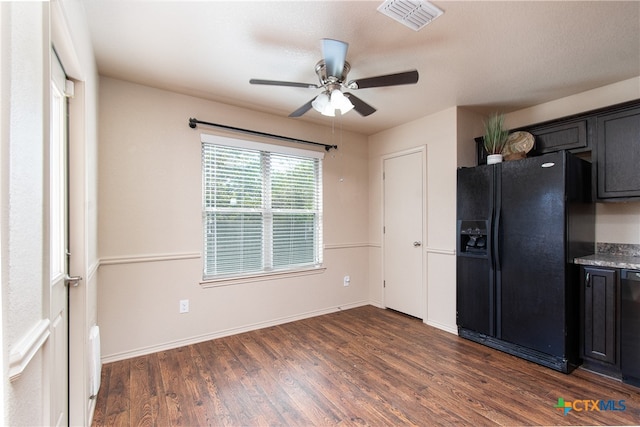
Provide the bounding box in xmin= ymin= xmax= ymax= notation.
xmin=9 ymin=319 xmax=51 ymax=381
xmin=100 ymin=252 xmax=201 ymax=266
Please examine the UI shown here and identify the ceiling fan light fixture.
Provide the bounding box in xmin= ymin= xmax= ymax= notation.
xmin=312 ymin=90 xmax=354 ymax=116
xmin=312 ymin=92 xmax=330 ymax=112
xmin=321 ymin=105 xmax=336 ymax=117
xmin=312 ymin=92 xmax=336 ymax=116
xmin=330 ymin=89 xmax=354 ymax=115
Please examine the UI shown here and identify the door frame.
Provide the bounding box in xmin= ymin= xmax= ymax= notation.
xmin=381 ymin=146 xmax=428 ymax=320
xmin=49 ymin=48 xmax=71 ymax=427
xmin=51 ymin=1 xmax=92 ymax=425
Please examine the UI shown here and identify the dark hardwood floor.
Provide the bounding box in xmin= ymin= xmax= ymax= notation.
xmin=92 ymin=305 xmax=640 ymax=426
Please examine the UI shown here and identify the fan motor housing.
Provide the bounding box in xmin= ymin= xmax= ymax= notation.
xmin=315 ymin=60 xmax=351 ymax=86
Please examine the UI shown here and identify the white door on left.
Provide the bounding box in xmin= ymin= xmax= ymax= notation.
xmin=50 ymin=51 xmax=69 ymax=427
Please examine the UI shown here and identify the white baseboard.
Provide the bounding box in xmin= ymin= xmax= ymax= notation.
xmin=425 ymin=319 xmax=458 ymax=336
xmin=101 ymin=300 xmax=370 ymax=363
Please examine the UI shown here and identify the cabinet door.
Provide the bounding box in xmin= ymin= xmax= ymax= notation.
xmin=596 ymin=107 xmax=640 ymax=199
xmin=583 ymin=267 xmax=618 ymax=365
xmin=529 ymin=118 xmax=591 ymax=154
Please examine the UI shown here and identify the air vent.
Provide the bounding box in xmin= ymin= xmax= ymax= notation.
xmin=377 ymin=0 xmax=443 ymax=31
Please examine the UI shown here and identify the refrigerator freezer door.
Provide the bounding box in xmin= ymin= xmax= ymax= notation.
xmin=456 ymin=166 xmax=494 ymax=336
xmin=498 ymin=152 xmax=567 ymax=356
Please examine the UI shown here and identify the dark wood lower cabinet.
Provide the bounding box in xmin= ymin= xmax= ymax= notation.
xmin=581 ymin=266 xmax=621 ymax=377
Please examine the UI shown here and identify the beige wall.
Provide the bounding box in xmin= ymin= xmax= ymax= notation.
xmin=506 ymin=77 xmax=640 ymax=130
xmin=2 ymin=3 xmax=47 ymax=425
xmin=368 ymin=106 xmax=477 ymax=333
xmin=595 ymin=203 xmax=640 ymax=244
xmin=97 ymin=77 xmax=370 ymax=361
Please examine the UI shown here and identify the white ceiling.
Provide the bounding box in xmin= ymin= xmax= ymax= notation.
xmin=83 ymin=0 xmax=640 ymax=136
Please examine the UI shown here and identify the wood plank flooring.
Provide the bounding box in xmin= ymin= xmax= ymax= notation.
xmin=92 ymin=305 xmax=640 ymax=426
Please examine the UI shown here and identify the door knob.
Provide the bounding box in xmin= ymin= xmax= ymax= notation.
xmin=65 ymin=274 xmax=83 ymax=287
xmin=413 ymin=241 xmax=422 ymax=247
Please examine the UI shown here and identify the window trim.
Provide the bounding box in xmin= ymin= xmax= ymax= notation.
xmin=200 ymin=133 xmax=325 ymax=281
xmin=199 ymin=265 xmax=327 ymax=288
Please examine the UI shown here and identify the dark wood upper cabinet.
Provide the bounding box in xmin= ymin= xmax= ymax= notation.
xmin=528 ymin=118 xmax=592 ymax=154
xmin=473 ymin=100 xmax=640 ymax=201
xmin=595 ymin=105 xmax=640 ymax=200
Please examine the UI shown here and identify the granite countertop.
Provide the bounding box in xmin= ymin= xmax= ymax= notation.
xmin=574 ymin=243 xmax=640 ymax=270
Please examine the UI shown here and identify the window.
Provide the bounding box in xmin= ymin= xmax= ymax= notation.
xmin=201 ymin=134 xmax=323 ymax=280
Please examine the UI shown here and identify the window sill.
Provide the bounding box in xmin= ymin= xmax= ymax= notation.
xmin=200 ymin=265 xmax=326 ymax=288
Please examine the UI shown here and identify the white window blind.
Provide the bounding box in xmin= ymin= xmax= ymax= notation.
xmin=202 ymin=135 xmax=323 ymax=279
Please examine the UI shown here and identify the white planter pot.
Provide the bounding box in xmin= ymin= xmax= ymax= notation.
xmin=487 ymin=154 xmax=503 ymax=165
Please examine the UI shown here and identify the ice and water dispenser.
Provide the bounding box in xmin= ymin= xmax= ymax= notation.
xmin=458 ymin=220 xmax=488 ymax=256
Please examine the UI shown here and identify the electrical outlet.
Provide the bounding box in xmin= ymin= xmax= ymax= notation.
xmin=179 ymin=299 xmax=189 ymax=314
xmin=343 ymin=275 xmax=351 ymax=287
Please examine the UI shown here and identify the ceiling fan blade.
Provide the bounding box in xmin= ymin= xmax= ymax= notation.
xmin=288 ymin=98 xmax=315 ymax=117
xmin=250 ymin=79 xmax=319 ymax=89
xmin=344 ymin=93 xmax=376 ymax=117
xmin=322 ymin=39 xmax=348 ymax=78
xmin=348 ymin=70 xmax=419 ymax=89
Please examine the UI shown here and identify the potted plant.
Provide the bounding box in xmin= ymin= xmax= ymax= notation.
xmin=483 ymin=113 xmax=509 ymax=164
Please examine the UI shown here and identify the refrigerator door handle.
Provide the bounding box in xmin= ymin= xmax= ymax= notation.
xmin=493 ymin=208 xmax=501 ymax=271
xmin=488 ymin=215 xmax=494 ymax=269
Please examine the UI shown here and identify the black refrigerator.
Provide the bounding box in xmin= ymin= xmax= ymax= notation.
xmin=456 ymin=151 xmax=594 ymax=373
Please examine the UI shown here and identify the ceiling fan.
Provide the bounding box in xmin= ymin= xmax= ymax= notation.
xmin=249 ymin=39 xmax=419 ymax=118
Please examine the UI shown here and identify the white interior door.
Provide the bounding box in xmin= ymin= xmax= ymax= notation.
xmin=50 ymin=51 xmax=69 ymax=427
xmin=383 ymin=150 xmax=425 ymax=319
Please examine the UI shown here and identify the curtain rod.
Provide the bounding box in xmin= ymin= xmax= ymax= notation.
xmin=188 ymin=118 xmax=337 ymax=152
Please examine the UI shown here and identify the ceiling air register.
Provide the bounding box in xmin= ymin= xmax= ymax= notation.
xmin=377 ymin=0 xmax=444 ymax=31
